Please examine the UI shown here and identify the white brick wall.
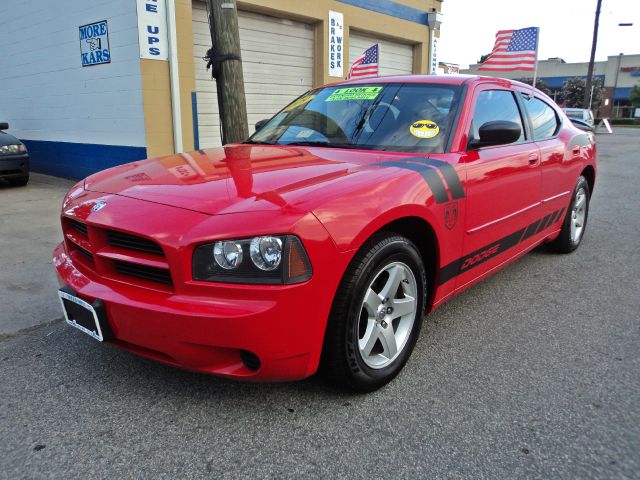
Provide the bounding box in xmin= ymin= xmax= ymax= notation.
xmin=0 ymin=0 xmax=145 ymax=147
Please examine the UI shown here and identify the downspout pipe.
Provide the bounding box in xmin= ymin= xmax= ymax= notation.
xmin=166 ymin=0 xmax=183 ymax=153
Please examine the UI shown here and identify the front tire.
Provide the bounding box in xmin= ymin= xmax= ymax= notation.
xmin=548 ymin=175 xmax=590 ymax=253
xmin=321 ymin=233 xmax=427 ymax=392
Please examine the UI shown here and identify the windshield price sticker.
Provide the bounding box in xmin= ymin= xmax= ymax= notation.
xmin=326 ymin=87 xmax=383 ymax=102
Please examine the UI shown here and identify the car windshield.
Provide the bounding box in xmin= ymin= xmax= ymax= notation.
xmin=246 ymin=83 xmax=462 ymax=153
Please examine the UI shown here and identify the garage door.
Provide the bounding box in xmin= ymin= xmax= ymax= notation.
xmin=192 ymin=2 xmax=314 ymax=148
xmin=349 ymin=31 xmax=414 ymax=76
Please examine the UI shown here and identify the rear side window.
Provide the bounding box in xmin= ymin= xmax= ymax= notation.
xmin=469 ymin=90 xmax=525 ymax=143
xmin=523 ymin=96 xmax=560 ymax=139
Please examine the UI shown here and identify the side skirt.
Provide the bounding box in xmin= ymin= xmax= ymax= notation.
xmin=428 ymin=228 xmax=561 ymax=312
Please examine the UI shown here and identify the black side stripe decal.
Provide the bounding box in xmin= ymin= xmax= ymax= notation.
xmin=408 ymin=157 xmax=466 ymax=200
xmin=439 ymin=228 xmax=525 ymax=285
xmin=536 ymin=214 xmax=552 ymax=234
xmin=522 ymin=219 xmax=541 ymax=241
xmin=553 ymin=207 xmax=566 ymax=225
xmin=438 ymin=207 xmax=566 ymax=285
xmin=376 ymin=161 xmax=450 ymax=204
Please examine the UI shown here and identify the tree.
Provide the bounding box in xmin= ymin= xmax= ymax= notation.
xmin=630 ymin=84 xmax=640 ymax=107
xmin=516 ymin=78 xmax=552 ymax=96
xmin=478 ymin=53 xmax=490 ymax=64
xmin=560 ymin=77 xmax=603 ymax=111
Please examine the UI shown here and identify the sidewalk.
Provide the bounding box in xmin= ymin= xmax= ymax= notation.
xmin=0 ymin=173 xmax=74 ymax=335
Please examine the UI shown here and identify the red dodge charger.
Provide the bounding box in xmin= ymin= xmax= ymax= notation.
xmin=54 ymin=75 xmax=596 ymax=391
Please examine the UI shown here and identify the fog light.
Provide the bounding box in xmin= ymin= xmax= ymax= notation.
xmin=213 ymin=241 xmax=243 ymax=269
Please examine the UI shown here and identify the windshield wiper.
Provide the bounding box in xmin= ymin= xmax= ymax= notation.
xmin=243 ymin=139 xmax=276 ymax=145
xmin=282 ymin=141 xmax=364 ymax=149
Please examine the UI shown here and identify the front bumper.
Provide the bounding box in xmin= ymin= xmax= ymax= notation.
xmin=53 ymin=198 xmax=350 ymax=382
xmin=0 ymin=153 xmax=29 ymax=177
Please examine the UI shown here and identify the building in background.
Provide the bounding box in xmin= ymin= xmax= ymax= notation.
xmin=0 ymin=0 xmax=443 ymax=179
xmin=463 ymin=54 xmax=640 ymax=119
xmin=438 ymin=61 xmax=460 ymax=75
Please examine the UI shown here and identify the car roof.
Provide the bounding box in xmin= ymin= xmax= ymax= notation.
xmin=330 ymin=74 xmax=532 ymax=89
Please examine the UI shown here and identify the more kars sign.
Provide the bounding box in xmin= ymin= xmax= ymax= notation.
xmin=79 ymin=21 xmax=111 ymax=67
xmin=136 ymin=0 xmax=168 ymax=60
xmin=328 ymin=11 xmax=344 ymax=77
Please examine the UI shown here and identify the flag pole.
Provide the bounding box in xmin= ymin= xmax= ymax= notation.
xmin=532 ymin=27 xmax=540 ymax=90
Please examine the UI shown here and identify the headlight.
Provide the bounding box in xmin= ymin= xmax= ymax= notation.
xmin=193 ymin=235 xmax=312 ymax=284
xmin=0 ymin=144 xmax=26 ymax=155
xmin=213 ymin=240 xmax=243 ymax=269
xmin=250 ymin=236 xmax=282 ymax=271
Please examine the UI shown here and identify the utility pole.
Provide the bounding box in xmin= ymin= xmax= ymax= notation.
xmin=205 ymin=0 xmax=248 ymax=144
xmin=583 ymin=0 xmax=602 ymax=109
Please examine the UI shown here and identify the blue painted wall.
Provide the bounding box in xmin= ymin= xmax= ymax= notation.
xmin=0 ymin=0 xmax=147 ymax=180
xmin=22 ymin=140 xmax=146 ymax=180
xmin=336 ymin=0 xmax=429 ymax=25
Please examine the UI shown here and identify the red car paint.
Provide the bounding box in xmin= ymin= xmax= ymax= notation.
xmin=53 ymin=75 xmax=596 ymax=381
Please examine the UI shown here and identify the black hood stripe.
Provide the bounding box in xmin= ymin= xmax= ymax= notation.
xmin=373 ymin=157 xmax=465 ymax=204
xmin=406 ymin=157 xmax=465 ymax=200
xmin=376 ymin=161 xmax=449 ymax=204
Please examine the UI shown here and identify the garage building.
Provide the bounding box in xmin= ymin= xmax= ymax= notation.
xmin=0 ymin=0 xmax=443 ymax=178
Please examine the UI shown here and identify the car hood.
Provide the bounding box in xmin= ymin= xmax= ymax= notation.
xmin=85 ymin=144 xmax=400 ymax=216
xmin=0 ymin=131 xmax=21 ymax=147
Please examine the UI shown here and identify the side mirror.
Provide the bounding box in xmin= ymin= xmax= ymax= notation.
xmin=0 ymin=122 xmax=8 ymax=130
xmin=469 ymin=120 xmax=521 ymax=149
xmin=255 ymin=119 xmax=269 ymax=132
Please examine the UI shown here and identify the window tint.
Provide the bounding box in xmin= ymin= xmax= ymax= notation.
xmin=470 ymin=90 xmax=524 ymax=143
xmin=523 ymin=96 xmax=560 ymax=139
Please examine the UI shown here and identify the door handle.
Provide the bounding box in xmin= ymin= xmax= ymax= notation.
xmin=528 ymin=153 xmax=539 ymax=166
xmin=572 ymin=145 xmax=581 ymax=155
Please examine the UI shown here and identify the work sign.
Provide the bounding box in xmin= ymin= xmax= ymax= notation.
xmin=79 ymin=21 xmax=111 ymax=67
xmin=328 ymin=11 xmax=344 ymax=77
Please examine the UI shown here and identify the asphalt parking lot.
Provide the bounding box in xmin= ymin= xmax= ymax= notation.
xmin=1 ymin=131 xmax=639 ymax=479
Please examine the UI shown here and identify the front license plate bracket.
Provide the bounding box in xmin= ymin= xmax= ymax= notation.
xmin=58 ymin=286 xmax=113 ymax=341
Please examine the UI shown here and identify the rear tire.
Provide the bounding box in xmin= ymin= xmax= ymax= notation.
xmin=321 ymin=233 xmax=427 ymax=392
xmin=8 ymin=174 xmax=29 ymax=187
xmin=548 ymin=175 xmax=590 ymax=253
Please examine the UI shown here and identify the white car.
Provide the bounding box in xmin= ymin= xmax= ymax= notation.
xmin=563 ymin=108 xmax=594 ymax=126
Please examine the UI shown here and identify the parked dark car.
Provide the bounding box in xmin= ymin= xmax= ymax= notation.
xmin=0 ymin=123 xmax=29 ymax=186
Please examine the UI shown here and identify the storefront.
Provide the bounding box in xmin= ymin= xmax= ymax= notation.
xmin=0 ymin=0 xmax=442 ymax=179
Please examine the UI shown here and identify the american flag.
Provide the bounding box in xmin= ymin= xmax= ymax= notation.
xmin=478 ymin=27 xmax=539 ymax=71
xmin=346 ymin=44 xmax=379 ymax=79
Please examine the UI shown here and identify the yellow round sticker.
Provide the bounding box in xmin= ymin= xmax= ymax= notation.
xmin=410 ymin=120 xmax=439 ymax=139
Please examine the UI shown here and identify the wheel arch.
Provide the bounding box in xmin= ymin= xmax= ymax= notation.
xmin=374 ymin=216 xmax=440 ymax=309
xmin=340 ymin=213 xmax=440 ymax=310
xmin=581 ymin=164 xmax=596 ymax=197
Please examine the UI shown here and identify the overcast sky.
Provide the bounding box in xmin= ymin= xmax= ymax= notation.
xmin=438 ymin=0 xmax=640 ymax=68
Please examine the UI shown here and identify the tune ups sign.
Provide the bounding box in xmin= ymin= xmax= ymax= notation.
xmin=79 ymin=21 xmax=111 ymax=67
xmin=136 ymin=0 xmax=169 ymax=60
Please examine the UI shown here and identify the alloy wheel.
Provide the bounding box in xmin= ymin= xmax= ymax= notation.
xmin=357 ymin=262 xmax=418 ymax=369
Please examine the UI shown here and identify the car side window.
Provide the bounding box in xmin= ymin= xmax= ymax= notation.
xmin=522 ymin=96 xmax=560 ymax=139
xmin=469 ymin=90 xmax=525 ymax=144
